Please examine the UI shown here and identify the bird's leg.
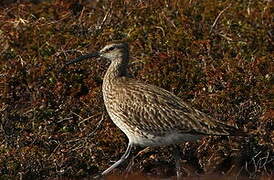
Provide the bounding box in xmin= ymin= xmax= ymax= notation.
xmin=126 ymin=146 xmax=151 ymax=173
xmin=101 ymin=143 xmax=134 ymax=176
xmin=172 ymin=144 xmax=182 ymax=179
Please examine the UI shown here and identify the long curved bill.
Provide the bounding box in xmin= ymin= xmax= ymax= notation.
xmin=65 ymin=52 xmax=100 ymax=66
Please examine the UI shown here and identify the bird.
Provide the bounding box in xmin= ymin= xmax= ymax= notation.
xmin=65 ymin=42 xmax=245 ymax=178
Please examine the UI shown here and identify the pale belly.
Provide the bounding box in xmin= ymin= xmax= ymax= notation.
xmin=106 ymin=110 xmax=202 ymax=147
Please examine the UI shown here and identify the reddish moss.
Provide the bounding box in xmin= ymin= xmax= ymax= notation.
xmin=0 ymin=0 xmax=273 ymax=179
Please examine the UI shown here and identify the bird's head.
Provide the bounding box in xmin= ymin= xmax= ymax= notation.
xmin=99 ymin=43 xmax=128 ymax=61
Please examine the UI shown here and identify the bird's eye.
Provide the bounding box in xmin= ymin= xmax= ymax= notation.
xmin=108 ymin=46 xmax=115 ymax=51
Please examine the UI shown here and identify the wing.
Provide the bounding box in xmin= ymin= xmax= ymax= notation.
xmin=110 ymin=78 xmax=239 ymax=137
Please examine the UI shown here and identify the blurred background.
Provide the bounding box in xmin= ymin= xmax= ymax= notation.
xmin=0 ymin=0 xmax=273 ymax=179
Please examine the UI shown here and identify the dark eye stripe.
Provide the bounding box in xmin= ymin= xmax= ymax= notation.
xmin=102 ymin=46 xmax=116 ymax=53
xmin=108 ymin=46 xmax=115 ymax=51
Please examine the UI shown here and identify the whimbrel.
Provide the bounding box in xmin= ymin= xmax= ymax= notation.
xmin=65 ymin=43 xmax=245 ymax=178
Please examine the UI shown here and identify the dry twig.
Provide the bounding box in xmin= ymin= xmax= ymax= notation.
xmin=210 ymin=4 xmax=231 ymax=34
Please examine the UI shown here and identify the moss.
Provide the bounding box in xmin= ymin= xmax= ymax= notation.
xmin=0 ymin=0 xmax=273 ymax=179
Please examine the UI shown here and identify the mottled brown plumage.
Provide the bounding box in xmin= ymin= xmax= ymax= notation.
xmin=66 ymin=42 xmax=244 ymax=178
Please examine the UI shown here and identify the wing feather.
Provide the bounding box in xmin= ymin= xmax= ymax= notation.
xmin=107 ymin=78 xmax=239 ymax=136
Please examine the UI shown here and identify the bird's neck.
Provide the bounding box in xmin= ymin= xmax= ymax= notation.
xmin=103 ymin=57 xmax=128 ymax=86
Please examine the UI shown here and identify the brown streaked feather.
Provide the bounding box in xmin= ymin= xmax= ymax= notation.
xmin=104 ymin=76 xmax=240 ymax=137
